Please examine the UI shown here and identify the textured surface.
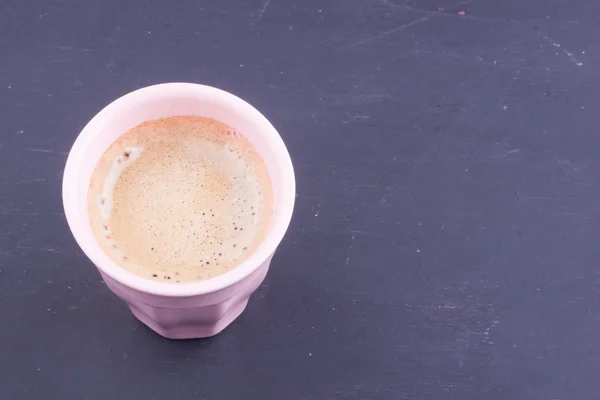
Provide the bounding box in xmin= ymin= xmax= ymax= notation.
xmin=87 ymin=115 xmax=273 ymax=283
xmin=1 ymin=0 xmax=600 ymax=398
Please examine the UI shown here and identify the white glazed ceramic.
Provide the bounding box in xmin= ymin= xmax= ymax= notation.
xmin=62 ymin=83 xmax=295 ymax=339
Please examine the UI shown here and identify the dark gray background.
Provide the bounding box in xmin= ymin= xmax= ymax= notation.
xmin=1 ymin=0 xmax=599 ymax=398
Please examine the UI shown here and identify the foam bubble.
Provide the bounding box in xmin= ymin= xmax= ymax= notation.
xmin=87 ymin=116 xmax=273 ymax=283
xmin=100 ymin=146 xmax=143 ymax=220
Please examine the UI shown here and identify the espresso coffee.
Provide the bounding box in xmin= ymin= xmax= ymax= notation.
xmin=87 ymin=116 xmax=273 ymax=283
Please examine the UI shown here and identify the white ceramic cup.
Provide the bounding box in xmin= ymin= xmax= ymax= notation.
xmin=62 ymin=83 xmax=295 ymax=339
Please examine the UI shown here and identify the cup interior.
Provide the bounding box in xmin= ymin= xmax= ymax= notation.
xmin=63 ymin=83 xmax=295 ymax=297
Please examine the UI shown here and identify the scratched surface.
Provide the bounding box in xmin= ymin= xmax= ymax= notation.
xmin=1 ymin=0 xmax=600 ymax=398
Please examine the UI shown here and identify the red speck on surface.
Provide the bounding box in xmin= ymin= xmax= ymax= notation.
xmin=457 ymin=10 xmax=466 ymax=15
xmin=438 ymin=6 xmax=444 ymax=11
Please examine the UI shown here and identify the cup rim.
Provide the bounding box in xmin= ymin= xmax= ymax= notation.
xmin=62 ymin=82 xmax=295 ymax=297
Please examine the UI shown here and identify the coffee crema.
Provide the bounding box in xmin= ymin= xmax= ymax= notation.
xmin=87 ymin=116 xmax=273 ymax=283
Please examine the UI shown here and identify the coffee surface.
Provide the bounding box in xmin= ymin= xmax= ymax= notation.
xmin=87 ymin=116 xmax=273 ymax=283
